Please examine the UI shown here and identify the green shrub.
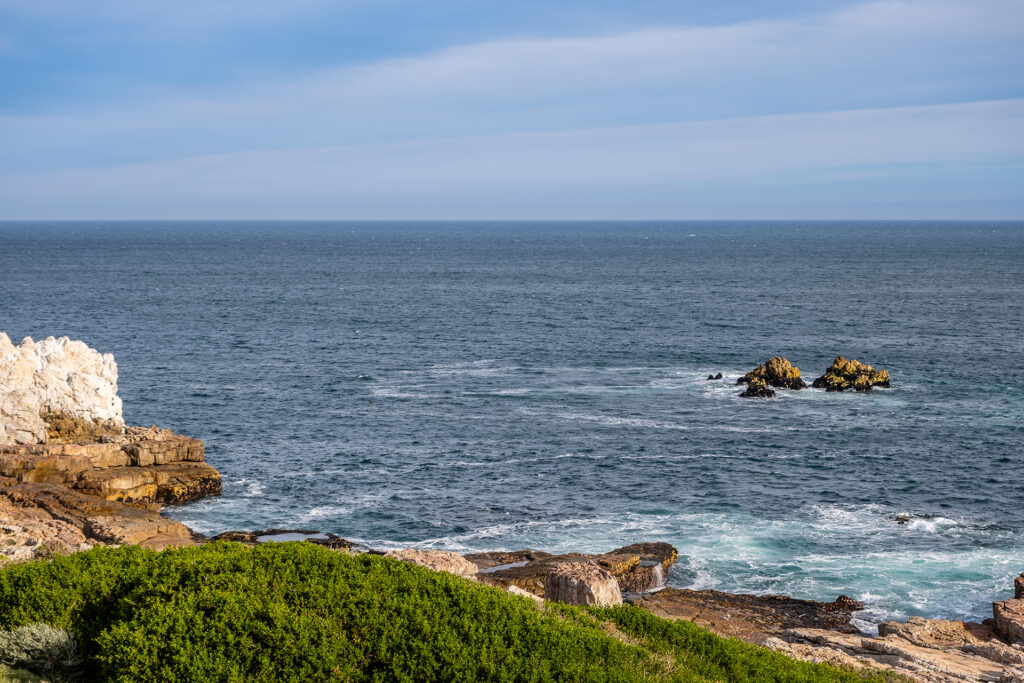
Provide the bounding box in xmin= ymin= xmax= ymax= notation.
xmin=0 ymin=543 xmax=884 ymax=682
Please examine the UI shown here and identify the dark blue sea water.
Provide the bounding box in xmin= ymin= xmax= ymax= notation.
xmin=1 ymin=221 xmax=1022 ymax=627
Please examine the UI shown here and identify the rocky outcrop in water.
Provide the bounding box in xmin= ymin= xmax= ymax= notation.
xmin=811 ymin=356 xmax=891 ymax=392
xmin=739 ymin=377 xmax=775 ymax=398
xmin=0 ymin=334 xmax=124 ymax=446
xmin=737 ymin=357 xmax=807 ymax=391
xmin=0 ymin=334 xmax=221 ymax=561
xmin=545 ymin=561 xmax=623 ymax=606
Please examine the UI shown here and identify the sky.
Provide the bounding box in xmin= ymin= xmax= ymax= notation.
xmin=0 ymin=0 xmax=1022 ymax=219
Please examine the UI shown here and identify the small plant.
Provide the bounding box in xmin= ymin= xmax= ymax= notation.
xmin=0 ymin=623 xmax=82 ymax=682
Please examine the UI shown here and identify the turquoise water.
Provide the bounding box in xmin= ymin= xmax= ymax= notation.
xmin=1 ymin=220 xmax=1021 ymax=627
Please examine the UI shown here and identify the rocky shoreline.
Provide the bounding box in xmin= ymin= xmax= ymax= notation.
xmin=216 ymin=529 xmax=1024 ymax=682
xmin=3 ymin=334 xmax=1021 ymax=681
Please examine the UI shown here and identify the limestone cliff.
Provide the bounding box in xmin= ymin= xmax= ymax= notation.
xmin=0 ymin=333 xmax=220 ymax=561
xmin=0 ymin=333 xmax=124 ymax=445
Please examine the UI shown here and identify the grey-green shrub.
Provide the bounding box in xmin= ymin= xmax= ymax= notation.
xmin=0 ymin=623 xmax=81 ymax=681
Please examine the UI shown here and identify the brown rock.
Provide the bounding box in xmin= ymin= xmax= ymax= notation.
xmin=468 ymin=543 xmax=677 ymax=597
xmin=0 ymin=428 xmax=220 ymax=505
xmin=994 ymin=599 xmax=1024 ymax=645
xmin=1015 ymin=573 xmax=1024 ymax=600
xmin=737 ymin=357 xmax=807 ymax=390
xmin=545 ymin=561 xmax=622 ymax=606
xmin=627 ymin=588 xmax=864 ymax=644
xmin=42 ymin=411 xmax=123 ymax=443
xmin=0 ymin=481 xmax=193 ymax=547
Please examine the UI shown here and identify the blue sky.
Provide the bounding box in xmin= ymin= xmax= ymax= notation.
xmin=1 ymin=0 xmax=1022 ymax=218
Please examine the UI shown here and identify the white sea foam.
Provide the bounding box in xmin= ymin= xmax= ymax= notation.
xmin=235 ymin=478 xmax=264 ymax=497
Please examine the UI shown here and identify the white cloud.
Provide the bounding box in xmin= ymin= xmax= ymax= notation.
xmin=0 ymin=0 xmax=1021 ymax=216
xmin=3 ymin=99 xmax=1021 ymax=218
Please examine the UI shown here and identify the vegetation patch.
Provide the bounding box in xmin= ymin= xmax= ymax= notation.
xmin=0 ymin=542 xmax=890 ymax=681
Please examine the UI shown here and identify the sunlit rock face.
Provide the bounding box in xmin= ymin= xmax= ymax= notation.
xmin=0 ymin=333 xmax=125 ymax=445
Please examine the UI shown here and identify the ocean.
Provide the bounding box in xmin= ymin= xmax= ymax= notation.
xmin=1 ymin=220 xmax=1021 ymax=628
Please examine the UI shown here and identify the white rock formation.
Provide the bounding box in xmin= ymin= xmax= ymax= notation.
xmin=0 ymin=333 xmax=124 ymax=445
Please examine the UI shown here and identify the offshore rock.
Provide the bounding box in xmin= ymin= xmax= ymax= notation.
xmin=0 ymin=334 xmax=124 ymax=445
xmin=739 ymin=377 xmax=775 ymax=398
xmin=545 ymin=561 xmax=622 ymax=607
xmin=812 ymin=356 xmax=891 ymax=392
xmin=1014 ymin=572 xmax=1024 ymax=600
xmin=467 ymin=542 xmax=677 ymax=598
xmin=737 ymin=356 xmax=806 ymax=390
xmin=707 ymin=372 xmax=723 ymax=380
xmin=385 ymin=549 xmax=479 ymax=578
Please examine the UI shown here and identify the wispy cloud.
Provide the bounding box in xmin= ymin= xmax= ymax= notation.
xmin=3 ymin=99 xmax=1021 ymax=218
xmin=0 ymin=0 xmax=1021 ymax=217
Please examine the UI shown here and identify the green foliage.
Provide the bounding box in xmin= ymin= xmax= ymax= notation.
xmin=0 ymin=543 xmax=881 ymax=682
xmin=0 ymin=623 xmax=81 ymax=681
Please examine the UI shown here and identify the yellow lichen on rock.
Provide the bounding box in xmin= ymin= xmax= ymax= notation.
xmin=737 ymin=357 xmax=806 ymax=390
xmin=812 ymin=356 xmax=891 ymax=392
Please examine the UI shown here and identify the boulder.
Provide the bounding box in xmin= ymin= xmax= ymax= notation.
xmin=739 ymin=377 xmax=775 ymax=398
xmin=1015 ymin=572 xmax=1024 ymax=600
xmin=385 ymin=549 xmax=479 ymax=579
xmin=737 ymin=357 xmax=806 ymax=390
xmin=507 ymin=585 xmax=543 ymax=605
xmin=545 ymin=561 xmax=622 ymax=606
xmin=811 ymin=356 xmax=890 ymax=392
xmin=467 ymin=542 xmax=677 ymax=597
xmin=0 ymin=334 xmax=124 ymax=446
xmin=994 ymin=598 xmax=1024 ymax=645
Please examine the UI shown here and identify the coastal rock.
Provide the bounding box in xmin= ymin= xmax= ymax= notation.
xmin=1015 ymin=573 xmax=1024 ymax=600
xmin=467 ymin=543 xmax=677 ymax=597
xmin=627 ymin=588 xmax=864 ymax=643
xmin=994 ymin=598 xmax=1024 ymax=645
xmin=545 ymin=561 xmax=622 ymax=606
xmin=211 ymin=529 xmax=356 ymax=551
xmin=707 ymin=372 xmax=723 ymax=380
xmin=737 ymin=357 xmax=806 ymax=390
xmin=0 ymin=428 xmax=220 ymax=505
xmin=507 ymin=585 xmax=544 ymax=605
xmin=811 ymin=356 xmax=891 ymax=392
xmin=0 ymin=482 xmax=194 ymax=551
xmin=0 ymin=334 xmax=124 ymax=446
xmin=739 ymin=377 xmax=775 ymax=398
xmin=385 ymin=549 xmax=478 ymax=578
xmin=0 ymin=495 xmax=96 ymax=563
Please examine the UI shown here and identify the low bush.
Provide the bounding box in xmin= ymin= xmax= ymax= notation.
xmin=0 ymin=623 xmax=81 ymax=681
xmin=0 ymin=542 xmax=885 ymax=682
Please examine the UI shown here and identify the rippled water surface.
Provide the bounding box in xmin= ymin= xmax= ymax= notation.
xmin=2 ymin=221 xmax=1022 ymax=625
